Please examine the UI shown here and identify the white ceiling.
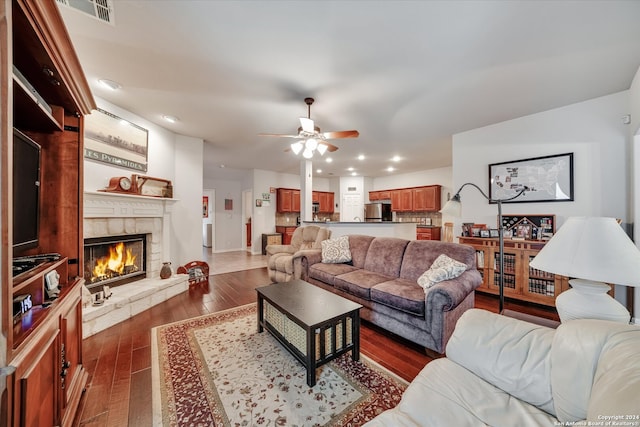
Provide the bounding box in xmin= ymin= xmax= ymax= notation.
xmin=58 ymin=1 xmax=640 ymax=180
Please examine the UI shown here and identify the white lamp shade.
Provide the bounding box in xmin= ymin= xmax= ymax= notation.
xmin=290 ymin=141 xmax=303 ymax=155
xmin=439 ymin=197 xmax=462 ymax=217
xmin=305 ymin=138 xmax=318 ymax=151
xmin=316 ymin=143 xmax=328 ymax=155
xmin=302 ymin=148 xmax=313 ymax=159
xmin=529 ymin=217 xmax=640 ymax=287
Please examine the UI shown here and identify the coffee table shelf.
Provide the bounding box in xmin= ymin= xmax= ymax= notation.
xmin=257 ymin=279 xmax=362 ymax=387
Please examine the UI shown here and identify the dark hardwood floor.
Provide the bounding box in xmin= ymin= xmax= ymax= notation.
xmin=74 ymin=267 xmax=559 ymax=426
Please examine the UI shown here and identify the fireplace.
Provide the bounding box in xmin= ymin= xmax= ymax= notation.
xmin=84 ymin=234 xmax=147 ymax=291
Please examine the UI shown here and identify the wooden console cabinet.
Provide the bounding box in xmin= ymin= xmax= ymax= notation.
xmin=1 ymin=1 xmax=96 ymax=425
xmin=459 ymin=237 xmax=572 ymax=307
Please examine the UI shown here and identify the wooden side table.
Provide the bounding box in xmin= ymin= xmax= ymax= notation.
xmin=261 ymin=233 xmax=282 ymax=255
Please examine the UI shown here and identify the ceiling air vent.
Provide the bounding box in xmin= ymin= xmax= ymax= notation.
xmin=56 ymin=0 xmax=115 ymax=25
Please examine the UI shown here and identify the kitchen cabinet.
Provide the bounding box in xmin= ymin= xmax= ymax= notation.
xmin=278 ymin=188 xmax=333 ymax=213
xmin=386 ymin=186 xmax=442 ymax=212
xmin=413 ymin=186 xmax=441 ymax=211
xmin=416 ymin=227 xmax=441 ymax=241
xmin=276 ymin=226 xmax=297 ymax=245
xmin=276 ymin=188 xmax=300 ymax=213
xmin=458 ymin=237 xmax=576 ymax=307
xmin=391 ymin=189 xmax=413 ymax=212
xmin=3 ymin=1 xmax=95 ymax=425
xmin=318 ymin=191 xmax=334 ymax=213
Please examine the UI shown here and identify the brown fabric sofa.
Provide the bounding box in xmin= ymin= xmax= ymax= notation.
xmin=293 ymin=235 xmax=482 ymax=354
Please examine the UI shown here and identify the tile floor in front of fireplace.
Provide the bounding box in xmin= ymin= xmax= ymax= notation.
xmin=201 ymin=247 xmax=268 ymax=274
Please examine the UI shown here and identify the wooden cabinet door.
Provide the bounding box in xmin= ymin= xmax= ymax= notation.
xmin=327 ymin=192 xmax=334 ymax=213
xmin=317 ymin=192 xmax=328 ymax=213
xmin=400 ymin=189 xmax=413 ymax=211
xmin=18 ymin=329 xmax=60 ymax=427
xmin=312 ymin=191 xmax=319 ymax=203
xmin=413 ymin=186 xmax=441 ymax=212
xmin=378 ymin=190 xmax=391 ymax=200
xmin=369 ymin=191 xmax=380 ymax=201
xmin=292 ymin=190 xmax=301 ymax=212
xmin=390 ymin=190 xmax=402 ymax=211
xmin=277 ymin=189 xmax=292 ymax=212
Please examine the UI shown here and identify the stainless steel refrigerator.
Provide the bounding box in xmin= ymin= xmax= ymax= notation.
xmin=364 ymin=203 xmax=392 ymax=222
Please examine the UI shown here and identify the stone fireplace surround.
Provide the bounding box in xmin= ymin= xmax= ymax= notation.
xmin=82 ymin=191 xmax=188 ymax=337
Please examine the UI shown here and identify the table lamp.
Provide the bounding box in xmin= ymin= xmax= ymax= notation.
xmin=529 ymin=217 xmax=640 ymax=323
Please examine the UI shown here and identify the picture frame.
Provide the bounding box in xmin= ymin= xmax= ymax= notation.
xmin=480 ymin=229 xmax=490 ymax=238
xmin=203 ymin=196 xmax=208 ymax=218
xmin=84 ymin=108 xmax=149 ymax=172
xmin=500 ymin=214 xmax=556 ymax=240
xmin=488 ymin=153 xmax=574 ymax=203
xmin=489 ymin=229 xmax=499 ymax=238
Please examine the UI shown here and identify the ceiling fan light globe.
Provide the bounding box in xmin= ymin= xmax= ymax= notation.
xmin=290 ymin=142 xmax=303 ymax=155
xmin=316 ymin=143 xmax=328 ymax=155
xmin=306 ymin=138 xmax=318 ymax=150
xmin=302 ymin=148 xmax=314 ymax=159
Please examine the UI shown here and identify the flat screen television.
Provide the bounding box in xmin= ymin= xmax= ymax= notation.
xmin=13 ymin=128 xmax=41 ymax=251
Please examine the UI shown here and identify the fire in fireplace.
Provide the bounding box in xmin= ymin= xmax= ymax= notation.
xmin=84 ymin=234 xmax=147 ymax=291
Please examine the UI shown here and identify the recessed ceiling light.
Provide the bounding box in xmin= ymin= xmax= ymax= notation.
xmin=326 ymin=157 xmax=333 ymax=163
xmin=162 ymin=115 xmax=179 ymax=123
xmin=316 ymin=169 xmax=322 ymax=173
xmin=351 ymin=172 xmax=357 ymax=176
xmin=391 ymin=155 xmax=401 ymax=162
xmin=387 ymin=167 xmax=395 ymax=172
xmin=219 ymin=164 xmax=226 ymax=168
xmin=358 ymin=154 xmax=365 ymax=160
xmin=98 ymin=78 xmax=122 ymax=91
xmin=347 ymin=167 xmax=354 ymax=171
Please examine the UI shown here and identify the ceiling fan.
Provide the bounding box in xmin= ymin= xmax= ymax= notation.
xmin=259 ymin=97 xmax=359 ymax=158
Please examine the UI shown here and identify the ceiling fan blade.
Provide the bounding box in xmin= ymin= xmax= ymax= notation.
xmin=258 ymin=133 xmax=300 ymax=138
xmin=299 ymin=117 xmax=315 ymax=133
xmin=322 ymin=142 xmax=339 ymax=152
xmin=322 ymin=130 xmax=359 ymax=139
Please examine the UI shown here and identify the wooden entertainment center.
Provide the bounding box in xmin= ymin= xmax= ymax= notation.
xmin=1 ymin=1 xmax=95 ymax=425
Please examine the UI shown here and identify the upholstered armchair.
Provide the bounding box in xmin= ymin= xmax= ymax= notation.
xmin=266 ymin=225 xmax=331 ymax=282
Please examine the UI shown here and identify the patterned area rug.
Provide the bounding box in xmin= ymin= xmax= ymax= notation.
xmin=151 ymin=304 xmax=407 ymax=426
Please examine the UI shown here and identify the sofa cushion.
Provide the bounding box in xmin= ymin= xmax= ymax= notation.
xmin=362 ymin=237 xmax=409 ymax=278
xmin=587 ymin=323 xmax=640 ymax=422
xmin=446 ymin=309 xmax=556 ymax=416
xmin=363 ymin=358 xmax=559 ymax=427
xmin=347 ymin=235 xmax=376 ymax=268
xmin=370 ymin=278 xmax=425 ymax=316
xmin=400 ymin=240 xmax=476 ymax=281
xmin=334 ymin=270 xmax=393 ymax=300
xmin=308 ymin=262 xmax=359 ymax=286
xmin=321 ymin=235 xmax=352 ymax=263
xmin=552 ymin=319 xmax=640 ymax=423
xmin=417 ymin=254 xmax=467 ymax=291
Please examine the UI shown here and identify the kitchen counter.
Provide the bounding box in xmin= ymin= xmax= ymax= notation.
xmin=302 ymin=221 xmax=417 ymax=240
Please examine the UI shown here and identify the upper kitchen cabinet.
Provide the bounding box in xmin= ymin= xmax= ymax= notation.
xmin=413 ymin=185 xmax=441 ymax=212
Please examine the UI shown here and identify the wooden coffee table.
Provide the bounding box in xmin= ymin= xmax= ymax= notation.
xmin=256 ymin=279 xmax=362 ymax=387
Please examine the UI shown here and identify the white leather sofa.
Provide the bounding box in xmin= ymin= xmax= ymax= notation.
xmin=365 ymin=308 xmax=640 ymax=426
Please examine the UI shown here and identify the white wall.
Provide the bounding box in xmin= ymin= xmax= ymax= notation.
xmin=451 ymin=91 xmax=629 ymax=230
xmin=84 ymin=98 xmax=176 ymax=193
xmin=452 ymin=90 xmax=630 ymax=305
xmin=171 ymin=135 xmax=204 ymax=264
xmin=84 ymin=97 xmax=203 ymax=268
xmin=629 ymin=65 xmax=640 ymax=320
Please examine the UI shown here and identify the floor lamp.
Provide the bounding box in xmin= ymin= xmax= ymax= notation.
xmin=440 ymin=183 xmax=526 ymax=313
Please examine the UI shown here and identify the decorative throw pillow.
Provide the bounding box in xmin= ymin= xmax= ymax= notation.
xmin=417 ymin=254 xmax=467 ymax=291
xmin=321 ymin=236 xmax=352 ymax=263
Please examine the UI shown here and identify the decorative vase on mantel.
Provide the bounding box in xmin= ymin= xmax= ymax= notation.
xmin=160 ymin=262 xmax=172 ymax=279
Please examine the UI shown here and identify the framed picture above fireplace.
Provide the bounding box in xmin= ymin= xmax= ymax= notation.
xmin=84 ymin=108 xmax=149 ymax=172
